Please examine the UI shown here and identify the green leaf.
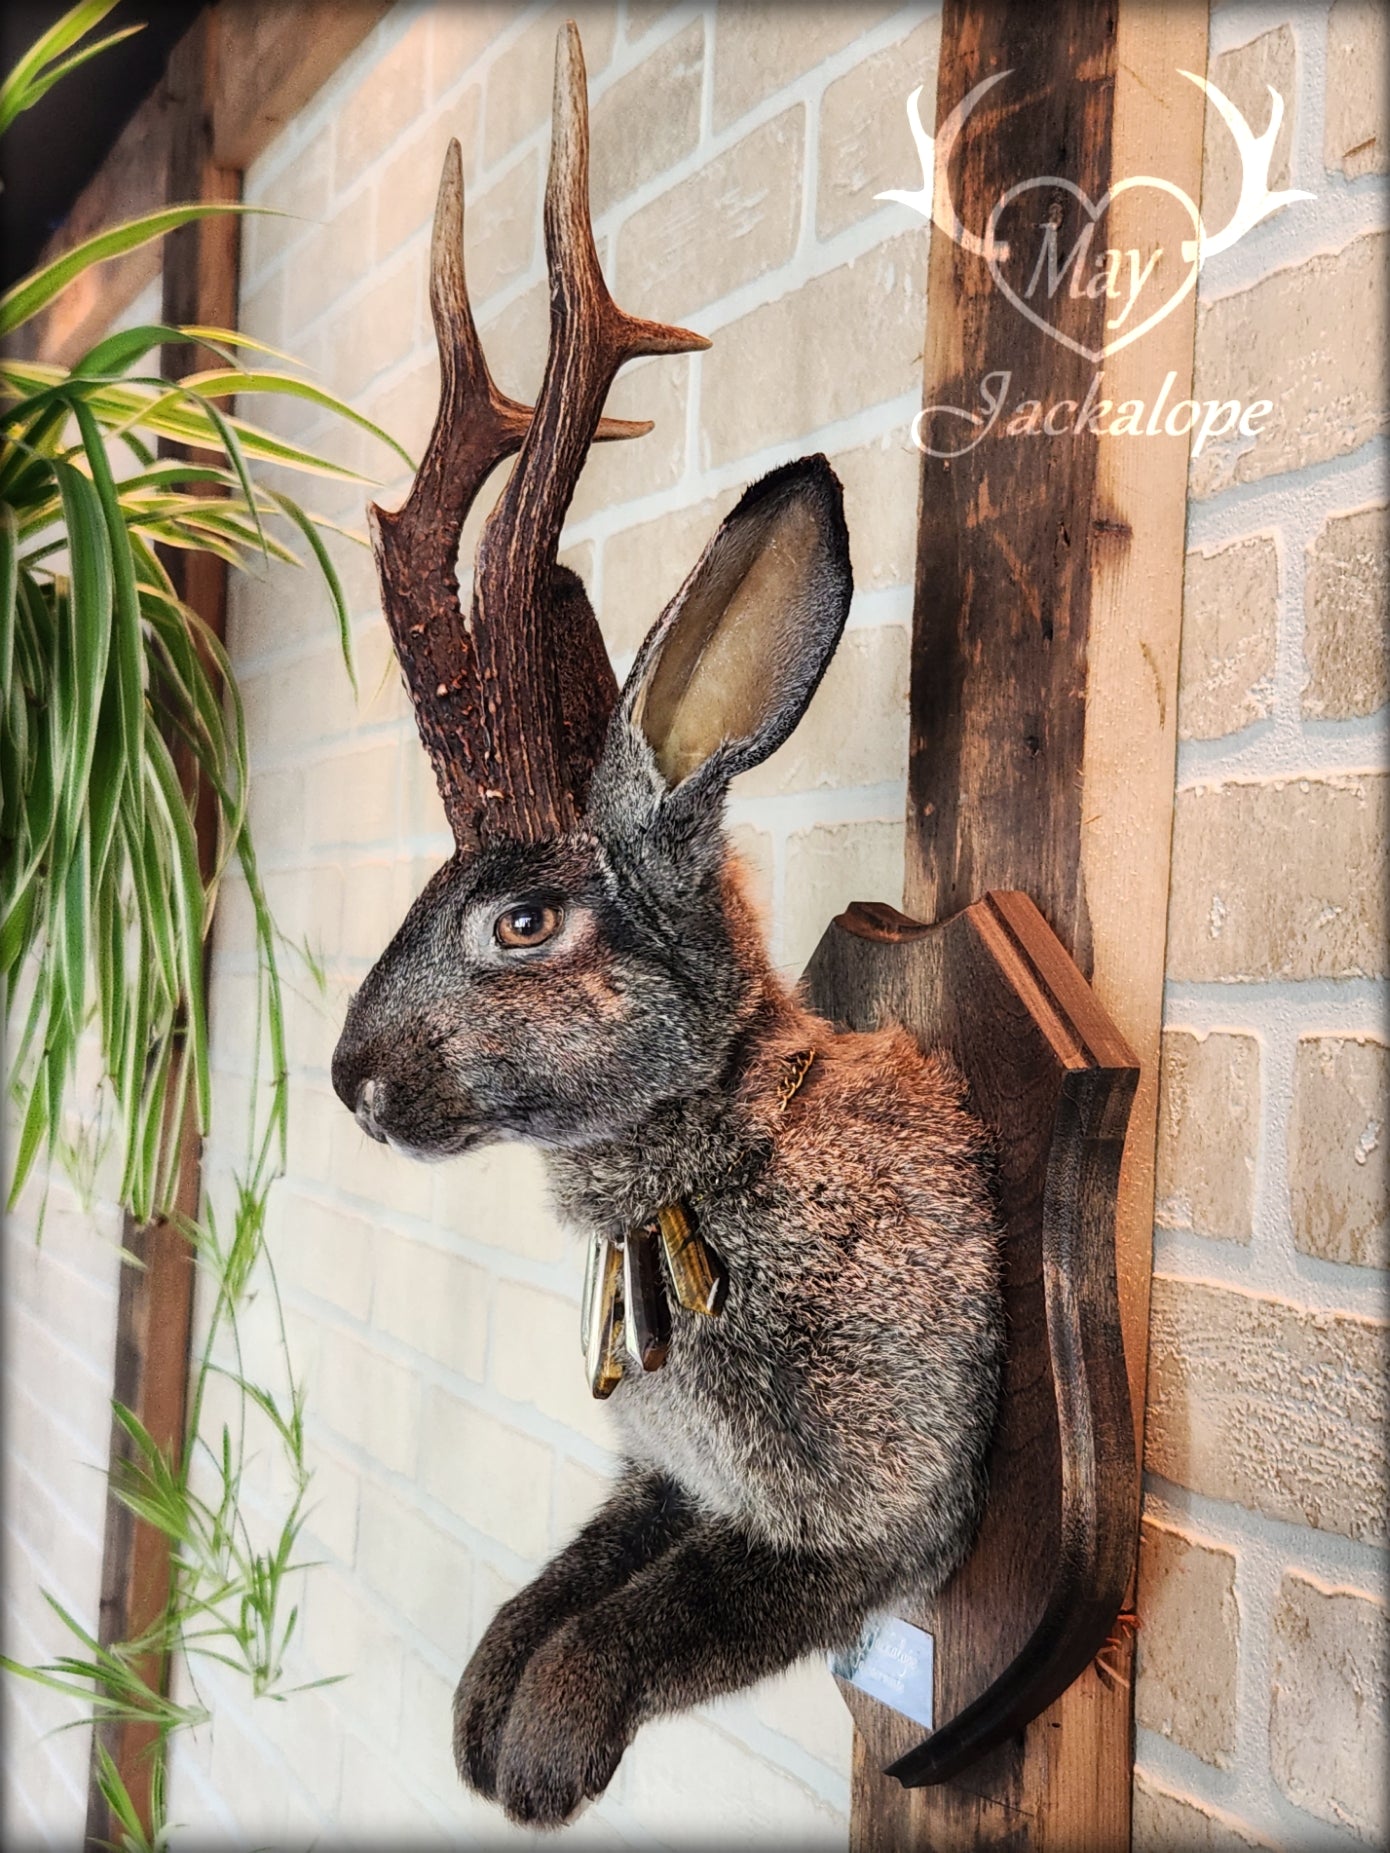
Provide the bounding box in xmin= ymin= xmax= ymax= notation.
xmin=0 ymin=504 xmax=17 ymax=699
xmin=13 ymin=24 xmax=145 ymax=120
xmin=267 ymin=492 xmax=357 ymax=692
xmin=177 ymin=367 xmax=415 ymax=472
xmin=0 ymin=0 xmax=120 ymax=135
xmin=0 ymin=203 xmax=252 ymax=339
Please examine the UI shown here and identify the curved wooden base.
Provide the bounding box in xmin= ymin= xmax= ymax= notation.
xmin=802 ymin=891 xmax=1139 ymax=1789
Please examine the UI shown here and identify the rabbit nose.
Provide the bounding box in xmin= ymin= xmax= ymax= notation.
xmin=355 ymin=1078 xmax=388 ymax=1144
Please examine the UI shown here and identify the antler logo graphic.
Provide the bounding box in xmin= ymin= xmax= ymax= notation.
xmin=879 ymin=71 xmax=1313 ymax=362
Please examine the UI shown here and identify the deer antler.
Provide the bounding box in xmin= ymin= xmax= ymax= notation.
xmin=1179 ymin=72 xmax=1314 ymax=266
xmin=370 ymin=23 xmax=708 ymax=851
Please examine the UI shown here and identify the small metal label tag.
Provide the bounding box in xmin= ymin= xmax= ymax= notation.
xmin=831 ymin=1615 xmax=935 ymax=1731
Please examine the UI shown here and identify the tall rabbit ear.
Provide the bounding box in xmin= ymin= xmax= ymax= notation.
xmin=620 ymin=455 xmax=853 ymax=796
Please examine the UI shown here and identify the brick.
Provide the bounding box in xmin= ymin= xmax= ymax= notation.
xmin=397 ymin=1655 xmax=463 ymax=1806
xmin=245 ymin=766 xmax=306 ymax=856
xmin=1133 ymin=1773 xmax=1274 ymax=1851
xmin=568 ymin=353 xmax=691 ymax=522
xmin=482 ymin=4 xmax=616 ymax=169
xmin=590 ymin=20 xmax=704 ymax=219
xmin=830 ymin=431 xmax=920 ymax=592
xmin=251 ymin=1682 xmax=344 ymax=1818
xmin=315 ymin=1327 xmax=421 ymax=1477
xmin=419 ymin=1390 xmax=552 ymax=1561
xmin=1191 ymin=232 xmax=1388 ymax=497
xmin=358 ymin=1482 xmax=474 ymax=1664
xmin=712 ymin=0 xmax=897 ymax=131
xmin=303 ymin=1565 xmax=405 ymax=1741
xmin=300 ymin=1443 xmax=360 ymax=1566
xmin=1201 ymin=27 xmax=1295 ymax=243
xmin=783 ymin=820 xmax=905 ymax=972
xmin=1303 ymin=504 xmax=1389 ymax=720
xmin=625 ymin=3 xmax=680 ymax=43
xmin=243 ymin=131 xmax=331 ymax=284
xmin=737 ymin=627 xmax=909 ymax=799
xmin=336 ymin=1735 xmax=454 ymax=1842
xmin=1144 ymin=1277 xmax=1387 ymax=1542
xmin=233 ymin=268 xmax=285 ymax=350
xmin=284 ymin=1080 xmax=338 ymax=1180
xmin=1325 ymin=0 xmax=1389 ymax=177
xmin=727 ymin=823 xmax=774 ymax=925
xmin=1134 ymin=1518 xmax=1238 ymax=1765
xmin=1165 ymin=773 xmax=1386 ymax=981
xmin=598 ymin=492 xmax=737 ymax=658
xmin=428 ymin=3 xmax=494 ymax=105
xmin=1290 ymin=1035 xmax=1388 ymax=1270
xmin=1154 ymin=1029 xmax=1259 ymax=1243
xmin=276 ymin=1189 xmax=374 ymax=1320
xmin=284 ymin=193 xmax=377 ymax=336
xmin=336 ymin=856 xmax=417 ymax=964
xmin=375 ymin=112 xmax=478 ymax=262
xmin=553 ymin=1455 xmax=611 ymax=1538
xmin=701 ymin=234 xmax=928 ymax=467
xmin=334 ymin=16 xmax=430 ymax=194
xmin=492 ymin=1279 xmax=616 ymax=1451
xmin=325 ymin=1091 xmax=436 ymax=1219
xmin=477 ymin=276 xmax=552 ymax=412
xmin=1179 ymin=536 xmax=1278 ymax=739
xmin=817 ymin=16 xmax=941 ymax=240
xmin=1271 ymin=1571 xmax=1388 ymax=1842
xmin=434 ymin=1139 xmax=569 ymax=1261
xmin=615 ymin=106 xmax=802 ymax=322
xmin=371 ymin=1230 xmax=488 ymax=1379
xmin=623 ymin=1710 xmax=847 ymax=1840
xmin=749 ymin=1655 xmax=854 ymax=1773
xmin=464 ymin=149 xmax=539 ymax=305
xmin=305 ymin=739 xmax=401 ymax=850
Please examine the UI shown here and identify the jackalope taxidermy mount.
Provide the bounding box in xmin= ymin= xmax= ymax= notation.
xmin=332 ymin=22 xmax=1002 ymax=1828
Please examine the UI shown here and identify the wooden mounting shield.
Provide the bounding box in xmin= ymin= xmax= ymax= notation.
xmin=802 ymin=890 xmax=1139 ymax=1791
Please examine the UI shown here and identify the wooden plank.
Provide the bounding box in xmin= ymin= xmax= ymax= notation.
xmin=805 ymin=894 xmax=1137 ymax=1804
xmin=214 ymin=0 xmax=391 ymax=170
xmin=905 ymin=0 xmax=1119 ymax=979
xmin=846 ymin=0 xmax=1207 ymax=1846
xmin=84 ymin=13 xmax=240 ymax=1844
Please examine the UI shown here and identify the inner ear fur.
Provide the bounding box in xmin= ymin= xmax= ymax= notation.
xmin=629 ymin=456 xmax=853 ymax=788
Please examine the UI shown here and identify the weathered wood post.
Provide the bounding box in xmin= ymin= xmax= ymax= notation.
xmin=825 ymin=2 xmax=1207 ymax=1845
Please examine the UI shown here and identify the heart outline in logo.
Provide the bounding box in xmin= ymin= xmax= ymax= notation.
xmin=985 ymin=175 xmax=1202 ymax=363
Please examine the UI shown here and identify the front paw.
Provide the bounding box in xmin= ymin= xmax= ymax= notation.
xmin=494 ymin=1619 xmax=635 ymax=1827
xmin=453 ymin=1594 xmax=558 ymax=1799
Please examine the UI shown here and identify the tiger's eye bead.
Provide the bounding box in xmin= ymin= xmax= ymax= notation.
xmin=585 ymin=1237 xmax=624 ymax=1399
xmin=624 ymin=1225 xmax=671 ymax=1371
xmin=656 ymin=1202 xmax=726 ymax=1316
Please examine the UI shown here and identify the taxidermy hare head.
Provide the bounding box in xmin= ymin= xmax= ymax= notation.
xmin=332 ymin=24 xmax=1002 ymax=1831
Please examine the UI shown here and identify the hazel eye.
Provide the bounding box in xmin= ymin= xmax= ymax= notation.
xmin=494 ymin=901 xmax=563 ymax=950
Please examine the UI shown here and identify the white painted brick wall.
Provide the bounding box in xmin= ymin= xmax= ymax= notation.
xmin=1139 ymin=6 xmax=1387 ymax=1848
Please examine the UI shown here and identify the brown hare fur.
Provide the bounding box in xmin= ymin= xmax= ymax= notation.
xmin=332 ymin=457 xmax=1003 ymax=1828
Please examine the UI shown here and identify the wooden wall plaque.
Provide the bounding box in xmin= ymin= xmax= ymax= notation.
xmin=803 ymin=892 xmax=1138 ymax=1830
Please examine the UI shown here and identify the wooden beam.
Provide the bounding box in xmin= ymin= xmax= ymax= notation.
xmin=83 ymin=17 xmax=236 ymax=1842
xmin=848 ymin=0 xmax=1208 ymax=1847
xmin=212 ymin=0 xmax=392 ymax=170
xmin=11 ymin=0 xmax=387 ymax=368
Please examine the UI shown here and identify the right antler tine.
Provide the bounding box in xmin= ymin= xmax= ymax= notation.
xmin=478 ymin=22 xmax=709 ymax=617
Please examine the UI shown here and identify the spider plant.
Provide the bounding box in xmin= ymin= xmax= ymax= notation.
xmin=1 ymin=5 xmax=405 ymax=1845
